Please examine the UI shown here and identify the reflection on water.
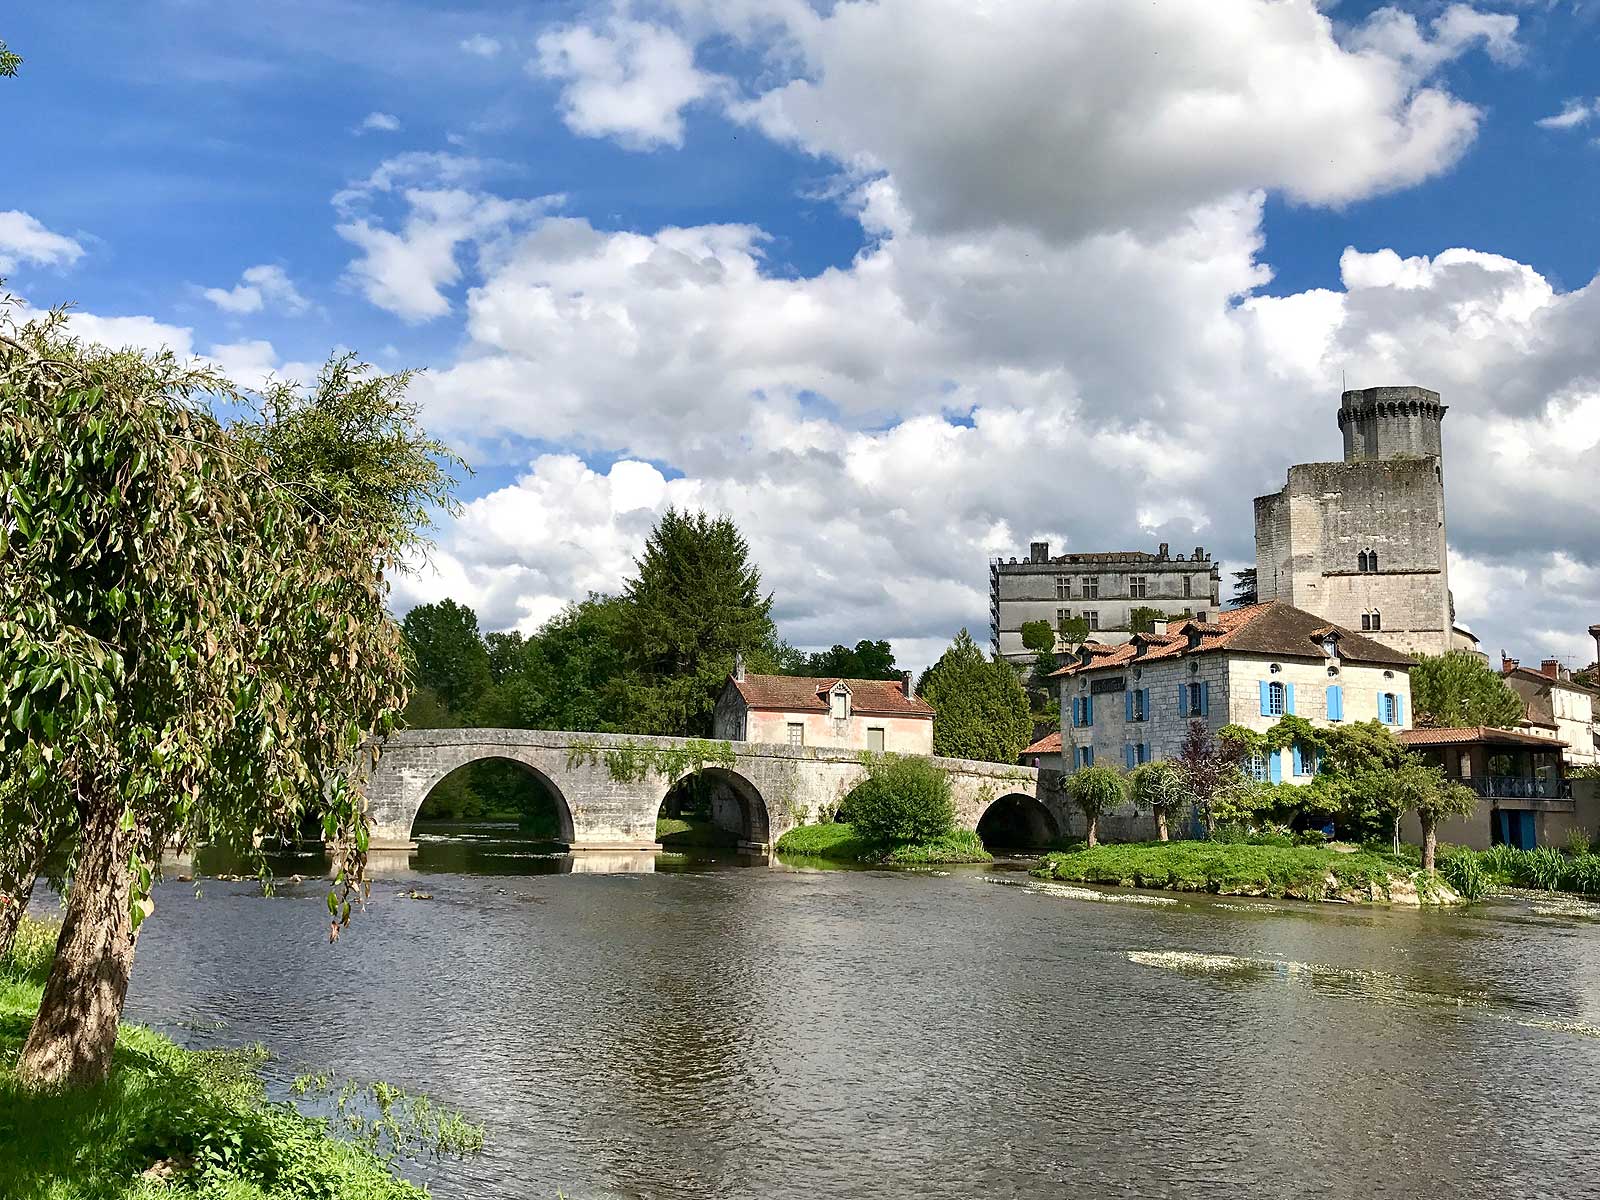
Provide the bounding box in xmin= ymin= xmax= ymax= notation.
xmin=126 ymin=824 xmax=1600 ymax=1200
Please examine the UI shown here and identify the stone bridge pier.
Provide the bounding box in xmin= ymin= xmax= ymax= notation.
xmin=359 ymin=729 xmax=1058 ymax=852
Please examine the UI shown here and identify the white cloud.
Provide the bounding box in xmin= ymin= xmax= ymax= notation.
xmin=202 ymin=264 xmax=310 ymax=316
xmin=358 ymin=111 xmax=403 ymax=133
xmin=535 ymin=17 xmax=720 ymax=149
xmin=0 ymin=211 xmax=85 ymax=273
xmin=1536 ymin=98 xmax=1596 ymax=131
xmin=459 ymin=35 xmax=502 ymax=58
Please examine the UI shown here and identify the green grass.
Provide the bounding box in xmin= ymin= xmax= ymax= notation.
xmin=774 ymin=822 xmax=992 ymax=865
xmin=1444 ymin=844 xmax=1600 ymax=896
xmin=1032 ymin=840 xmax=1443 ymax=902
xmin=654 ymin=816 xmax=739 ymax=849
xmin=0 ymin=917 xmax=473 ymax=1199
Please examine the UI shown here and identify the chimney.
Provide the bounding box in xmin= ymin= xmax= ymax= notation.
xmin=1030 ymin=541 xmax=1049 ymax=563
xmin=734 ymin=651 xmax=746 ymax=683
xmin=1540 ymin=658 xmax=1563 ymax=681
xmin=1158 ymin=542 xmax=1170 ymax=560
xmin=1501 ymin=654 xmax=1518 ymax=674
xmin=902 ymin=669 xmax=915 ymax=701
xmin=1194 ymin=545 xmax=1205 ymax=561
xmin=1151 ymin=619 xmax=1169 ymax=635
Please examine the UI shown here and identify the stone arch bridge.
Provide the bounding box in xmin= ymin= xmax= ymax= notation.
xmin=362 ymin=729 xmax=1060 ymax=851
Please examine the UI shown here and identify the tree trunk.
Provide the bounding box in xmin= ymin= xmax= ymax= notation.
xmin=1156 ymin=809 xmax=1169 ymax=843
xmin=0 ymin=869 xmax=38 ymax=964
xmin=1422 ymin=818 xmax=1438 ymax=873
xmin=1085 ymin=813 xmax=1098 ymax=848
xmin=16 ymin=800 xmax=141 ymax=1089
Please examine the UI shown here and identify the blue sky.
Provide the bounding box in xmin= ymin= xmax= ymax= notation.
xmin=3 ymin=0 xmax=1598 ymax=670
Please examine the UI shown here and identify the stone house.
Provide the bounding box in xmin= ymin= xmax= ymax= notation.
xmin=1054 ymin=601 xmax=1415 ymax=783
xmin=1022 ymin=730 xmax=1064 ymax=772
xmin=1499 ymin=657 xmax=1599 ymax=769
xmin=712 ymin=662 xmax=934 ymax=754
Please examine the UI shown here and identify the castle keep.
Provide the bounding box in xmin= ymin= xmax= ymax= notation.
xmin=1254 ymin=386 xmax=1454 ymax=658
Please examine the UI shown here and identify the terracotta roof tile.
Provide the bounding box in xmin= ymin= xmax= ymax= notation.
xmin=1024 ymin=731 xmax=1062 ymax=755
xmin=1398 ymin=726 xmax=1568 ymax=749
xmin=1050 ymin=601 xmax=1414 ymax=677
xmin=728 ymin=674 xmax=935 ymax=718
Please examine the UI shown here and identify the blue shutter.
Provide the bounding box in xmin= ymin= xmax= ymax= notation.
xmin=1072 ymin=698 xmax=1081 ymax=727
xmin=1200 ymin=681 xmax=1210 ymax=716
xmin=1125 ymin=690 xmax=1134 ymax=721
xmin=1269 ymin=750 xmax=1283 ymax=783
xmin=1396 ymin=693 xmax=1406 ymax=726
xmin=1177 ymin=684 xmax=1186 ymax=714
xmin=1285 ymin=683 xmax=1296 ymax=714
xmin=1125 ymin=744 xmax=1136 ymax=770
xmin=1143 ymin=689 xmax=1152 ymax=721
xmin=1085 ymin=696 xmax=1094 ymax=727
xmin=1085 ymin=747 xmax=1093 ymax=767
xmin=1377 ymin=691 xmax=1385 ymax=723
xmin=1326 ymin=684 xmax=1342 ymax=721
xmin=1259 ymin=680 xmax=1271 ymax=716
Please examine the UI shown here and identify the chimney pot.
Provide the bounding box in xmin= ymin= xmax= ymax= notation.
xmin=903 ymin=669 xmax=915 ymax=700
xmin=734 ymin=651 xmax=746 ymax=683
xmin=1151 ymin=619 xmax=1169 ymax=635
xmin=1158 ymin=542 xmax=1169 ymax=560
xmin=1030 ymin=541 xmax=1049 ymax=563
xmin=1541 ymin=658 xmax=1562 ymax=680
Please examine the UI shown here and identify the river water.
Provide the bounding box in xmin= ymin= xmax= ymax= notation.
xmin=121 ymin=824 xmax=1600 ymax=1199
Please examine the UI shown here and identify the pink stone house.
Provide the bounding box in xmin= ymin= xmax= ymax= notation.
xmin=712 ymin=664 xmax=934 ymax=754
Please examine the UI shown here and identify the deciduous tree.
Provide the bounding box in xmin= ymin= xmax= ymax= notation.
xmin=1128 ymin=760 xmax=1192 ymax=842
xmin=1067 ymin=765 xmax=1127 ymax=847
xmin=401 ymin=599 xmax=492 ymax=713
xmin=1409 ymin=651 xmax=1525 ymax=729
xmin=1394 ymin=765 xmax=1478 ymax=871
xmin=0 ymin=310 xmax=456 ymax=1086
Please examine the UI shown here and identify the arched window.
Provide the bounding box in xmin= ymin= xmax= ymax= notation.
xmin=1369 ymin=549 xmax=1379 ymax=572
xmin=1361 ymin=613 xmax=1371 ymax=631
xmin=1358 ymin=550 xmax=1370 ymax=572
xmin=1370 ymin=610 xmax=1382 ymax=631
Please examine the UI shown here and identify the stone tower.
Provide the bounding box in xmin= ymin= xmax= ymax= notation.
xmin=1254 ymin=386 xmax=1453 ymax=658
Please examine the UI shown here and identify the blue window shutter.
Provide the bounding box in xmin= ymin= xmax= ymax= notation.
xmin=1259 ymin=680 xmax=1271 ymax=716
xmin=1085 ymin=747 xmax=1093 ymax=766
xmin=1125 ymin=744 xmax=1135 ymax=770
xmin=1291 ymin=744 xmax=1301 ymax=775
xmin=1377 ymin=691 xmax=1385 ymax=722
xmin=1144 ymin=688 xmax=1152 ymax=720
xmin=1177 ymin=684 xmax=1186 ymax=714
xmin=1285 ymin=683 xmax=1296 ymax=714
xmin=1396 ymin=693 xmax=1406 ymax=726
xmin=1200 ymin=682 xmax=1210 ymax=716
xmin=1269 ymin=751 xmax=1283 ymax=784
xmin=1327 ymin=685 xmax=1342 ymax=721
xmin=1072 ymin=698 xmax=1081 ymax=726
xmin=1125 ymin=690 xmax=1134 ymax=721
xmin=1087 ymin=697 xmax=1094 ymax=726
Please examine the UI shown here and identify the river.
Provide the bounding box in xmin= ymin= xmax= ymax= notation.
xmin=121 ymin=823 xmax=1600 ymax=1199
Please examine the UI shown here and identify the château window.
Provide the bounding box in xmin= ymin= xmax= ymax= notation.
xmin=1266 ymin=681 xmax=1286 ymax=716
xmin=1084 ymin=611 xmax=1100 ymax=631
xmin=1129 ymin=575 xmax=1148 ymax=599
xmin=1359 ymin=549 xmax=1379 ymax=573
xmin=787 ymin=723 xmax=804 ymax=747
xmin=1361 ymin=611 xmax=1382 ymax=632
xmin=1057 ymin=608 xmax=1072 ymax=628
xmin=1248 ymin=753 xmax=1269 ymax=782
xmin=1056 ymin=575 xmax=1071 ymax=600
xmin=1370 ymin=610 xmax=1381 ymax=631
xmin=1358 ymin=551 xmax=1370 ymax=572
xmin=1081 ymin=576 xmax=1099 ymax=599
xmin=1183 ymin=575 xmax=1192 ymax=598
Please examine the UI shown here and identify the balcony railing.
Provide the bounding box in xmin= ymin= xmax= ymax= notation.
xmin=1470 ymin=775 xmax=1570 ymax=800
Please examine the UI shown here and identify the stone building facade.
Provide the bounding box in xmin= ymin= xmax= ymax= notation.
xmin=1501 ymin=658 xmax=1599 ymax=769
xmin=989 ymin=541 xmax=1220 ymax=664
xmin=712 ymin=667 xmax=934 ymax=754
xmin=1055 ymin=602 xmax=1415 ymax=783
xmin=1254 ymin=386 xmax=1454 ymax=658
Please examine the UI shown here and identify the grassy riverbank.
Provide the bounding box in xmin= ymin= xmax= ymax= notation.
xmin=1438 ymin=843 xmax=1600 ymax=900
xmin=775 ymin=822 xmax=993 ymax=865
xmin=1033 ymin=841 xmax=1459 ymax=904
xmin=0 ymin=917 xmax=471 ymax=1199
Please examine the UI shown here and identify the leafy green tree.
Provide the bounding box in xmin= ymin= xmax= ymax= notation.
xmin=401 ymin=599 xmax=492 ymax=713
xmin=1019 ymin=620 xmax=1056 ymax=654
xmin=484 ymin=630 xmax=526 ymax=684
xmin=0 ymin=39 xmax=20 ymax=77
xmin=1057 ymin=614 xmax=1090 ymax=643
xmin=1393 ymin=765 xmax=1479 ymax=871
xmin=1128 ymin=606 xmax=1166 ymax=634
xmin=1128 ymin=760 xmax=1192 ymax=842
xmin=1067 ymin=765 xmax=1127 ymax=847
xmin=1410 ymin=651 xmax=1524 ymax=729
xmin=846 ymin=756 xmax=954 ymax=846
xmin=802 ymin=639 xmax=899 ymax=680
xmin=0 ymin=311 xmax=456 ymax=1086
xmin=920 ymin=630 xmax=1032 ymax=763
xmin=617 ymin=509 xmax=775 ymax=736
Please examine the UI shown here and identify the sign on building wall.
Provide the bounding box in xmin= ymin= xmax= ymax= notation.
xmin=1090 ymin=677 xmax=1127 ymax=695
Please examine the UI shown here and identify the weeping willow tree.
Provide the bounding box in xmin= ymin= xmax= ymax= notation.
xmin=0 ymin=304 xmax=458 ymax=1087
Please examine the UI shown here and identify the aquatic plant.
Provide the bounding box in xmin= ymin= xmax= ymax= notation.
xmin=1438 ymin=848 xmax=1490 ymax=901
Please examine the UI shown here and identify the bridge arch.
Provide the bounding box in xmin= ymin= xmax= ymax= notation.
xmin=662 ymin=765 xmax=772 ymax=848
xmin=411 ymin=754 xmax=576 ymax=844
xmin=975 ymin=791 xmax=1061 ymax=851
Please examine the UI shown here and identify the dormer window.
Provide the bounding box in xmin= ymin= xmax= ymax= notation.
xmin=829 ymin=684 xmax=851 ymax=721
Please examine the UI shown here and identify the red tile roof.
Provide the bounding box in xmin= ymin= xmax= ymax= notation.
xmin=1024 ymin=731 xmax=1062 ymax=755
xmin=1398 ymin=726 xmax=1568 ymax=749
xmin=728 ymin=674 xmax=935 ymax=718
xmin=1051 ymin=601 xmax=1414 ymax=676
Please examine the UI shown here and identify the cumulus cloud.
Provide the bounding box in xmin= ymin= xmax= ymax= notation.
xmin=202 ymin=264 xmax=310 ymax=316
xmin=0 ymin=210 xmax=85 ymax=273
xmin=459 ymin=35 xmax=502 ymax=58
xmin=358 ymin=111 xmax=403 ymax=133
xmin=535 ymin=17 xmax=721 ymax=149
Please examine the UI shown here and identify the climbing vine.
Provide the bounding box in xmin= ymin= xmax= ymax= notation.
xmin=564 ymin=737 xmax=737 ymax=784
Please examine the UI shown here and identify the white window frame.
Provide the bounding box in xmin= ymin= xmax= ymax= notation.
xmin=787 ymin=722 xmax=804 ymax=747
xmin=1267 ymin=681 xmax=1286 ymax=717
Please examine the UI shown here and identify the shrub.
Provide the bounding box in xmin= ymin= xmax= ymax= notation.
xmin=1562 ymin=855 xmax=1600 ymax=895
xmin=844 ymin=756 xmax=955 ymax=847
xmin=1566 ymin=827 xmax=1594 ymax=857
xmin=882 ymin=830 xmax=992 ymax=865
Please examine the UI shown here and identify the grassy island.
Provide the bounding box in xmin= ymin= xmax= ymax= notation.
xmin=1032 ymin=840 xmax=1462 ymax=905
xmin=775 ymin=822 xmax=992 ymax=865
xmin=0 ymin=918 xmax=478 ymax=1199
